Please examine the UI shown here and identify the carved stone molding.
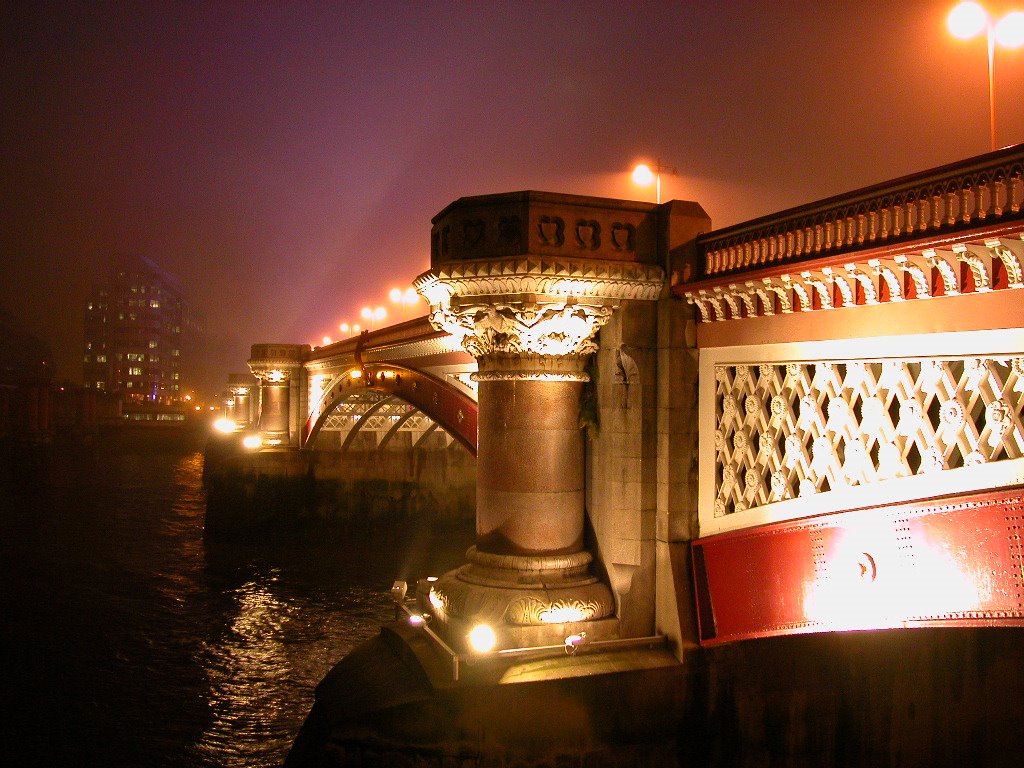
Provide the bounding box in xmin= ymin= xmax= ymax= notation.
xmin=684 ymin=234 xmax=1023 ymax=322
xmin=419 ymin=258 xmax=664 ymax=302
xmin=416 ymin=258 xmax=664 ymax=379
xmin=426 ymin=547 xmax=615 ymax=628
xmin=250 ymin=367 xmax=294 ymax=383
xmin=248 ymin=343 xmax=307 ymax=381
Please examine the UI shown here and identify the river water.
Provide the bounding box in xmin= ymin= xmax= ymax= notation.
xmin=1 ymin=432 xmax=473 ymax=767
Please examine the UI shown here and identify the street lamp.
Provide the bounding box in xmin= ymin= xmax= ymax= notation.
xmin=360 ymin=305 xmax=387 ymax=330
xmin=389 ymin=286 xmax=422 ymax=321
xmin=631 ymin=159 xmax=677 ymax=203
xmin=947 ymin=2 xmax=1024 ymax=151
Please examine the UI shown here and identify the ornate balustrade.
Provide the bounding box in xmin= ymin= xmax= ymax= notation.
xmin=695 ymin=144 xmax=1024 ymax=281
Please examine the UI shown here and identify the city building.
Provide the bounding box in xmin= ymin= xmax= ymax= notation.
xmin=83 ymin=256 xmax=197 ymax=411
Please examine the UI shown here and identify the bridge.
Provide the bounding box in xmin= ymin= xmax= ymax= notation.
xmin=216 ymin=146 xmax=1024 ymax=764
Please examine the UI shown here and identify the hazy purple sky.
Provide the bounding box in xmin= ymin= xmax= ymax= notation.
xmin=3 ymin=1 xmax=1022 ymax=396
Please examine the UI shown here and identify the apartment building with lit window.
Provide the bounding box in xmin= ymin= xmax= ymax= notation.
xmin=83 ymin=256 xmax=196 ymax=406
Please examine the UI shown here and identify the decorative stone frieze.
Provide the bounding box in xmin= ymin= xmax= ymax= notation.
xmin=429 ymin=190 xmax=660 ymax=265
xmin=248 ymin=343 xmax=307 ymax=379
xmin=415 ymin=259 xmax=664 ymax=382
xmin=684 ymin=234 xmax=1023 ymax=322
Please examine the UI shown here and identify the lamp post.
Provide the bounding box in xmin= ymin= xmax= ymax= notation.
xmin=389 ymin=286 xmax=421 ymax=319
xmin=360 ymin=305 xmax=387 ymax=330
xmin=947 ymin=2 xmax=1024 ymax=151
xmin=631 ymin=158 xmax=677 ymax=203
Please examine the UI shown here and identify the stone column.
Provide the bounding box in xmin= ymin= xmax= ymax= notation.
xmin=248 ymin=344 xmax=308 ymax=447
xmin=227 ymin=373 xmax=255 ymax=428
xmin=416 ymin=265 xmax=663 ymax=649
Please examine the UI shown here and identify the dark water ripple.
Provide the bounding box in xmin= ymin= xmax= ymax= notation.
xmin=1 ymin=438 xmax=472 ymax=767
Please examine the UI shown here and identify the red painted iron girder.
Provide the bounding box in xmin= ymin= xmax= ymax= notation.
xmin=692 ymin=487 xmax=1024 ymax=645
xmin=304 ymin=363 xmax=477 ymax=456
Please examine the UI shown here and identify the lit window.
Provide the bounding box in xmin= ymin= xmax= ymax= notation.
xmin=87 ymin=302 xmax=94 ymax=310
xmin=96 ymin=355 xmax=106 ymax=363
xmin=129 ymin=367 xmax=142 ymax=376
xmin=149 ymin=355 xmax=159 ymax=362
xmin=172 ymin=372 xmax=180 ymax=380
xmin=172 ymin=349 xmax=180 ymax=357
xmin=148 ymin=340 xmax=158 ymax=348
xmin=150 ymin=300 xmax=160 ymax=308
xmin=96 ymin=381 xmax=104 ymax=390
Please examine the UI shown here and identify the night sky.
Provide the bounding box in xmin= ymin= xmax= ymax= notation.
xmin=3 ymin=1 xmax=1022 ymax=397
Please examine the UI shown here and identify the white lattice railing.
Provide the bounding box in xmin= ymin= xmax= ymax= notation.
xmin=699 ymin=331 xmax=1024 ymax=534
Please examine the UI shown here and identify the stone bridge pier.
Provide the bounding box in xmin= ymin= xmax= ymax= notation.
xmin=248 ymin=344 xmax=309 ymax=448
xmin=414 ymin=192 xmax=705 ymax=651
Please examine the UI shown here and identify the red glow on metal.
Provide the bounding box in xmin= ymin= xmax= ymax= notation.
xmin=692 ymin=487 xmax=1024 ymax=645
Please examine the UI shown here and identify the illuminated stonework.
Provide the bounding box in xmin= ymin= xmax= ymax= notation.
xmin=426 ymin=548 xmax=614 ymax=628
xmin=248 ymin=343 xmax=307 ymax=381
xmin=684 ymin=235 xmax=1024 ymax=322
xmin=415 ymin=259 xmax=664 ymax=381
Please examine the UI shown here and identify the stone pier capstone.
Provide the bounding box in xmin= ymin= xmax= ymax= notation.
xmin=415 ymin=191 xmax=665 ymax=650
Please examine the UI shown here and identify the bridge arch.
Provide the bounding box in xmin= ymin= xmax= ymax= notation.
xmin=303 ymin=362 xmax=477 ymax=455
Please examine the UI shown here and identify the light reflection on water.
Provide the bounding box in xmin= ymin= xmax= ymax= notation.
xmin=1 ymin=437 xmax=472 ymax=767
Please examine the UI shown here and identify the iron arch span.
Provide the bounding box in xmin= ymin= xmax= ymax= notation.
xmin=304 ymin=363 xmax=478 ymax=455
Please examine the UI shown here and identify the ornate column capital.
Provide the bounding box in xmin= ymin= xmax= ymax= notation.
xmin=249 ymin=367 xmax=292 ymax=383
xmin=415 ymin=258 xmax=664 ymax=381
xmin=247 ymin=343 xmax=308 ymax=383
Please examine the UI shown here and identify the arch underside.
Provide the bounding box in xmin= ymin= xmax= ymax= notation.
xmin=309 ymin=390 xmax=458 ymax=453
xmin=304 ymin=363 xmax=478 ymax=455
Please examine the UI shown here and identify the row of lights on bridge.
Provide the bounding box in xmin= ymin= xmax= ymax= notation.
xmin=317 ymin=287 xmax=422 ymax=348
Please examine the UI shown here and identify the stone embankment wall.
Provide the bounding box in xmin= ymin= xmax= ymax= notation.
xmin=286 ymin=626 xmax=1024 ymax=768
xmin=203 ymin=439 xmax=475 ymax=537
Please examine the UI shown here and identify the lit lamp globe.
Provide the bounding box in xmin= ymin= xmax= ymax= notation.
xmin=995 ymin=11 xmax=1024 ymax=47
xmin=946 ymin=2 xmax=1024 ymax=151
xmin=947 ymin=1 xmax=987 ymax=38
xmin=632 ymin=163 xmax=655 ymax=187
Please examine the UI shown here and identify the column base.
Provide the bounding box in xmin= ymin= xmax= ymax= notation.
xmin=422 ymin=546 xmax=616 ymax=652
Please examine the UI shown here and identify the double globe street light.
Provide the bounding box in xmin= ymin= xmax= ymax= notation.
xmin=947 ymin=2 xmax=1024 ymax=151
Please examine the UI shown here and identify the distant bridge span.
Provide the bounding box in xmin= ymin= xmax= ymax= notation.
xmin=241 ymin=317 xmax=478 ymax=456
